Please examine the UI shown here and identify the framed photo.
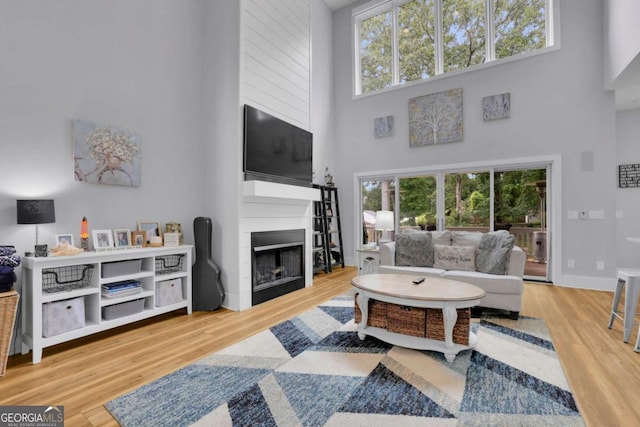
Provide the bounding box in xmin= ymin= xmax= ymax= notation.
xmin=138 ymin=221 xmax=162 ymax=244
xmin=163 ymin=232 xmax=180 ymax=247
xmin=55 ymin=234 xmax=74 ymax=247
xmin=131 ymin=231 xmax=146 ymax=247
xmin=113 ymin=229 xmax=131 ymax=248
xmin=165 ymin=222 xmax=183 ymax=245
xmin=92 ymin=229 xmax=114 ymax=250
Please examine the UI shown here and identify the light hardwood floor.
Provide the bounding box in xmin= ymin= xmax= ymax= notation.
xmin=2 ymin=267 xmax=639 ymax=426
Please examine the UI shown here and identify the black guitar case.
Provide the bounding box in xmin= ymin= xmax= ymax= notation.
xmin=192 ymin=217 xmax=225 ymax=311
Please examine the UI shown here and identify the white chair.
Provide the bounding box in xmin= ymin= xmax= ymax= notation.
xmin=608 ymin=269 xmax=640 ymax=344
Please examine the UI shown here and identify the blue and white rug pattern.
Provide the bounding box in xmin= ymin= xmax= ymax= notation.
xmin=105 ymin=295 xmax=585 ymax=426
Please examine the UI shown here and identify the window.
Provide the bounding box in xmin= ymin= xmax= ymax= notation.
xmin=358 ymin=164 xmax=551 ymax=280
xmin=359 ymin=9 xmax=393 ymax=92
xmin=354 ymin=0 xmax=553 ymax=95
xmin=361 ymin=179 xmax=396 ymax=244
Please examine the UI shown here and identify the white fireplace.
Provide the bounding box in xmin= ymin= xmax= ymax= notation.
xmin=234 ymin=181 xmax=320 ymax=310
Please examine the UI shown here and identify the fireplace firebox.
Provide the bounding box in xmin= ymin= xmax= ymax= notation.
xmin=251 ymin=229 xmax=305 ymax=306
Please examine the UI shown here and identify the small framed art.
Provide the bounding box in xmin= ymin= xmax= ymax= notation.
xmin=55 ymin=234 xmax=74 ymax=247
xmin=114 ymin=229 xmax=131 ymax=248
xmin=92 ymin=229 xmax=114 ymax=251
xmin=163 ymin=232 xmax=180 ymax=247
xmin=131 ymin=231 xmax=146 ymax=247
xmin=165 ymin=222 xmax=183 ymax=245
xmin=138 ymin=221 xmax=161 ymax=244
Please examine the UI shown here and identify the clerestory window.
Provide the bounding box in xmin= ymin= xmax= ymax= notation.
xmin=354 ymin=0 xmax=552 ymax=95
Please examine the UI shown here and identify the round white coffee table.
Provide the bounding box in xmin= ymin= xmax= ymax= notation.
xmin=351 ymin=274 xmax=486 ymax=362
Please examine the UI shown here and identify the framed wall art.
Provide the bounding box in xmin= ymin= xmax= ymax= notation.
xmin=374 ymin=115 xmax=394 ymax=138
xmin=483 ymin=93 xmax=511 ymax=121
xmin=73 ymin=119 xmax=141 ymax=187
xmin=409 ymin=88 xmax=463 ymax=147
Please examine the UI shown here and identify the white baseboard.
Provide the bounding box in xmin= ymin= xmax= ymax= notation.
xmin=553 ymin=274 xmax=614 ymax=292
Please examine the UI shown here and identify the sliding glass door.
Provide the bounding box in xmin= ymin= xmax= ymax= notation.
xmin=494 ymin=167 xmax=548 ymax=280
xmin=398 ymin=176 xmax=437 ymax=231
xmin=361 ymin=178 xmax=395 ymax=245
xmin=358 ymin=164 xmax=551 ymax=281
xmin=444 ymin=171 xmax=491 ymax=231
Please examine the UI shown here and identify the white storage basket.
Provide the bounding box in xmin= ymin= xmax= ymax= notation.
xmin=42 ymin=297 xmax=85 ymax=338
xmin=155 ymin=278 xmax=183 ymax=306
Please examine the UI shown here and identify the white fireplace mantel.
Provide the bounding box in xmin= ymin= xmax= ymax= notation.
xmin=242 ymin=180 xmax=320 ymax=202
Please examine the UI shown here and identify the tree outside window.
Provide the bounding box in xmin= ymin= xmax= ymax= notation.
xmin=355 ymin=0 xmax=552 ymax=95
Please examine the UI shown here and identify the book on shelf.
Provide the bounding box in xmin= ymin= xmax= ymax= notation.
xmin=101 ymin=280 xmax=142 ymax=298
xmin=102 ymin=287 xmax=143 ymax=299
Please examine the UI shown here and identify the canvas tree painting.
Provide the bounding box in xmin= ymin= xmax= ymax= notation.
xmin=73 ymin=119 xmax=141 ymax=187
xmin=409 ymin=88 xmax=463 ymax=147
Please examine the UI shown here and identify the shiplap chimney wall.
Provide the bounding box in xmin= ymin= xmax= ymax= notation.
xmin=241 ymin=0 xmax=311 ymax=129
xmin=233 ymin=0 xmax=315 ymax=310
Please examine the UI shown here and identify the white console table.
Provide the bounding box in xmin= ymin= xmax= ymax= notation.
xmin=21 ymin=245 xmax=192 ymax=364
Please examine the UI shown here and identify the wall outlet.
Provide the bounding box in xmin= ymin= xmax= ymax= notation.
xmin=567 ymin=259 xmax=575 ymax=268
xmin=588 ymin=210 xmax=605 ymax=219
xmin=596 ymin=261 xmax=605 ymax=270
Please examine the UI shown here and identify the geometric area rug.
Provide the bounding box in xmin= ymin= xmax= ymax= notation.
xmin=105 ymin=295 xmax=585 ymax=427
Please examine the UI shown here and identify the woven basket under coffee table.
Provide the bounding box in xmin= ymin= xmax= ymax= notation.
xmin=351 ymin=273 xmax=485 ymax=362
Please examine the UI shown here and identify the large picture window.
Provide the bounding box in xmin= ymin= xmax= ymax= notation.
xmin=354 ymin=0 xmax=553 ymax=95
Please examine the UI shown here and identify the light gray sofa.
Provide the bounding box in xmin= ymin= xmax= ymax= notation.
xmin=379 ymin=230 xmax=526 ymax=319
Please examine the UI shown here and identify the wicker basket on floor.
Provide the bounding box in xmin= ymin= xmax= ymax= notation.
xmin=426 ymin=308 xmax=470 ymax=345
xmin=354 ymin=294 xmax=388 ymax=328
xmin=1 ymin=289 xmax=19 ymax=376
xmin=388 ymin=304 xmax=426 ymax=337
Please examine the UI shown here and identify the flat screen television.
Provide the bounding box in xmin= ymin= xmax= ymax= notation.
xmin=243 ymin=104 xmax=313 ymax=187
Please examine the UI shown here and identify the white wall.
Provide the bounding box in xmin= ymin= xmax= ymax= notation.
xmin=201 ymin=0 xmax=242 ymax=310
xmin=0 ymin=0 xmax=206 ymax=286
xmin=311 ymin=0 xmax=335 ymax=181
xmin=332 ymin=0 xmax=618 ymax=289
xmin=604 ymin=0 xmax=640 ymax=86
xmin=615 ymin=109 xmax=640 ymax=268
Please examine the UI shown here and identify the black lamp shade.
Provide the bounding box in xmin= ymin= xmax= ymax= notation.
xmin=17 ymin=200 xmax=56 ymax=224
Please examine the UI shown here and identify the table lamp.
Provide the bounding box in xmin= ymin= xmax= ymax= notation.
xmin=375 ymin=210 xmax=394 ymax=244
xmin=17 ymin=199 xmax=56 ymax=255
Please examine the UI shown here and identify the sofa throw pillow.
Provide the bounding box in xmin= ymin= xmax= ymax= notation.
xmin=431 ymin=230 xmax=452 ymax=246
xmin=395 ymin=232 xmax=434 ymax=267
xmin=475 ymin=231 xmax=516 ymax=275
xmin=451 ymin=231 xmax=483 ymax=249
xmin=433 ymin=244 xmax=476 ymax=271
